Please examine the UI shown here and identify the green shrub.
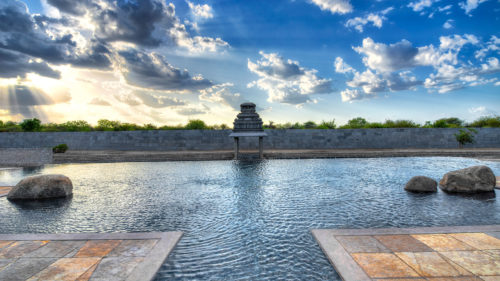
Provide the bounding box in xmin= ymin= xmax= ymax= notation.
xmin=384 ymin=119 xmax=420 ymax=128
xmin=468 ymin=116 xmax=500 ymax=127
xmin=340 ymin=117 xmax=368 ymax=129
xmin=317 ymin=120 xmax=336 ymax=129
xmin=185 ymin=119 xmax=207 ymax=130
xmin=52 ymin=144 xmax=68 ymax=153
xmin=431 ymin=118 xmax=464 ymax=128
xmin=454 ymin=128 xmax=477 ymax=147
xmin=20 ymin=118 xmax=41 ymax=131
xmin=303 ymin=121 xmax=317 ymax=129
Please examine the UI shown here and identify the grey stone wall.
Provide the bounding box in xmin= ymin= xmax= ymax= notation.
xmin=0 ymin=128 xmax=498 ymax=151
xmin=0 ymin=148 xmax=53 ymax=166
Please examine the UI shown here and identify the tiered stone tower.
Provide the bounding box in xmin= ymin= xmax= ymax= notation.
xmin=233 ymin=103 xmax=264 ymax=132
xmin=229 ymin=103 xmax=267 ymax=159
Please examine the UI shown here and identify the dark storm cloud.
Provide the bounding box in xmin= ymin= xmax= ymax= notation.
xmin=70 ymin=39 xmax=113 ymax=70
xmin=0 ymin=49 xmax=61 ymax=79
xmin=92 ymin=0 xmax=174 ymax=47
xmin=119 ymin=49 xmax=212 ymax=91
xmin=46 ymin=0 xmax=92 ymax=15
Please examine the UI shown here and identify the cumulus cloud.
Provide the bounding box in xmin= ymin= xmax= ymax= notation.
xmin=408 ymin=0 xmax=435 ymax=12
xmin=310 ymin=0 xmax=352 ymax=14
xmin=248 ymin=51 xmax=332 ymax=105
xmin=118 ymin=49 xmax=213 ymax=91
xmin=475 ymin=35 xmax=500 ymax=60
xmin=334 ymin=57 xmax=355 ymax=73
xmin=0 ymin=49 xmax=61 ymax=79
xmin=176 ymin=107 xmax=207 ymax=116
xmin=199 ymin=83 xmax=246 ymax=110
xmin=443 ymin=19 xmax=454 ymax=29
xmin=187 ymin=1 xmax=213 ymax=19
xmin=345 ymin=7 xmax=393 ymax=33
xmin=353 ymin=38 xmax=419 ymax=73
xmin=459 ymin=0 xmax=488 ymax=15
xmin=89 ymin=97 xmax=111 ymax=106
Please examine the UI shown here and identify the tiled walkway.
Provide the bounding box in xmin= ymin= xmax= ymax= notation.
xmin=313 ymin=225 xmax=500 ymax=281
xmin=0 ymin=232 xmax=182 ymax=281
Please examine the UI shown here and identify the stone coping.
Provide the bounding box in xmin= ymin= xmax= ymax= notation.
xmin=312 ymin=225 xmax=500 ymax=281
xmin=0 ymin=231 xmax=182 ymax=281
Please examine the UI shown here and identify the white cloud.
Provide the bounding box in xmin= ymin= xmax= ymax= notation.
xmin=248 ymin=51 xmax=332 ymax=105
xmin=187 ymin=1 xmax=214 ymax=19
xmin=443 ymin=19 xmax=454 ymax=29
xmin=334 ymin=57 xmax=355 ymax=73
xmin=310 ymin=0 xmax=352 ymax=14
xmin=468 ymin=106 xmax=486 ymax=113
xmin=408 ymin=0 xmax=435 ymax=12
xmin=345 ymin=7 xmax=393 ymax=33
xmin=495 ymin=81 xmax=500 ymax=86
xmin=89 ymin=97 xmax=111 ymax=106
xmin=353 ymin=38 xmax=419 ymax=73
xmin=475 ymin=35 xmax=500 ymax=60
xmin=199 ymin=83 xmax=246 ymax=110
xmin=459 ymin=0 xmax=488 ymax=15
xmin=438 ymin=5 xmax=453 ymax=12
xmin=340 ymin=88 xmax=373 ymax=102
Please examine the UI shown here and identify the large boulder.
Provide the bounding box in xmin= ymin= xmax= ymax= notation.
xmin=7 ymin=174 xmax=73 ymax=200
xmin=405 ymin=176 xmax=437 ymax=193
xmin=439 ymin=165 xmax=496 ymax=193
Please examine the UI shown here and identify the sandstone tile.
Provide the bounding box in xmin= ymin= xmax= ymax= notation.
xmin=395 ymin=251 xmax=471 ymax=277
xmin=0 ymin=241 xmax=49 ymax=258
xmin=373 ymin=279 xmax=425 ymax=281
xmin=450 ymin=233 xmax=500 ymax=250
xmin=75 ymin=262 xmax=99 ymax=281
xmin=74 ymin=240 xmax=121 ymax=257
xmin=351 ymin=253 xmax=420 ymax=278
xmin=27 ymin=257 xmax=101 ymax=281
xmin=375 ymin=235 xmax=433 ymax=252
xmin=87 ymin=256 xmax=144 ymax=281
xmin=336 ymin=236 xmax=390 ymax=253
xmin=0 ymin=241 xmax=14 ymax=250
xmin=480 ymin=277 xmax=500 ymax=281
xmin=440 ymin=251 xmax=500 ymax=276
xmin=484 ymin=250 xmax=500 ymax=259
xmin=412 ymin=234 xmax=476 ymax=251
xmin=0 ymin=258 xmax=57 ymax=281
xmin=426 ymin=277 xmax=483 ymax=281
xmin=23 ymin=240 xmax=86 ymax=258
xmin=107 ymin=239 xmax=158 ymax=257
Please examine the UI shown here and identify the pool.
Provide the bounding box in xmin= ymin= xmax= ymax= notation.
xmin=1 ymin=157 xmax=499 ymax=280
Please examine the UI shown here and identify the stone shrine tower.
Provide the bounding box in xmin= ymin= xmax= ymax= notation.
xmin=229 ymin=103 xmax=267 ymax=159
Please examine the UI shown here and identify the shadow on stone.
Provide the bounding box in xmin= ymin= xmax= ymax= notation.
xmin=440 ymin=190 xmax=496 ymax=200
xmin=8 ymin=195 xmax=73 ymax=210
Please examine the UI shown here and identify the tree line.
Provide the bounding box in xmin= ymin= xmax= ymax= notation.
xmin=0 ymin=116 xmax=499 ymax=132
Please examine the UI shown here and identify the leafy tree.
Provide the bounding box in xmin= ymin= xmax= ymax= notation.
xmin=454 ymin=128 xmax=477 ymax=147
xmin=432 ymin=118 xmax=464 ymax=128
xmin=20 ymin=118 xmax=41 ymax=131
xmin=341 ymin=117 xmax=368 ymax=129
xmin=384 ymin=119 xmax=420 ymax=128
xmin=185 ymin=119 xmax=207 ymax=130
xmin=468 ymin=116 xmax=500 ymax=127
xmin=60 ymin=120 xmax=92 ymax=131
xmin=303 ymin=121 xmax=317 ymax=129
xmin=96 ymin=119 xmax=122 ymax=131
xmin=317 ymin=120 xmax=336 ymax=129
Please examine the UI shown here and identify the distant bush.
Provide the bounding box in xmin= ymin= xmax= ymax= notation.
xmin=20 ymin=118 xmax=41 ymax=132
xmin=339 ymin=117 xmax=368 ymax=129
xmin=317 ymin=120 xmax=336 ymax=129
xmin=384 ymin=120 xmax=420 ymax=128
xmin=52 ymin=144 xmax=68 ymax=153
xmin=468 ymin=116 xmax=500 ymax=128
xmin=303 ymin=121 xmax=317 ymax=129
xmin=185 ymin=119 xmax=207 ymax=130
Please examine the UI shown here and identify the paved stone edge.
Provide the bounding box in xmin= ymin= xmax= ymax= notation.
xmin=312 ymin=224 xmax=500 ymax=236
xmin=311 ymin=229 xmax=370 ymax=281
xmin=0 ymin=231 xmax=178 ymax=241
xmin=127 ymin=231 xmax=182 ymax=281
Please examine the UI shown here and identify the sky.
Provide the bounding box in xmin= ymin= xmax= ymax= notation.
xmin=0 ymin=0 xmax=499 ymax=126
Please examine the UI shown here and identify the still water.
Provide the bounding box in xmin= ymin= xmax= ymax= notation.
xmin=1 ymin=157 xmax=499 ymax=280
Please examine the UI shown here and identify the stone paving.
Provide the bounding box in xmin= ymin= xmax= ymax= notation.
xmin=0 ymin=232 xmax=182 ymax=281
xmin=313 ymin=225 xmax=500 ymax=281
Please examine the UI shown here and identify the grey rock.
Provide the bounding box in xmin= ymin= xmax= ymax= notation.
xmin=439 ymin=165 xmax=496 ymax=193
xmin=405 ymin=176 xmax=437 ymax=193
xmin=7 ymin=174 xmax=73 ymax=200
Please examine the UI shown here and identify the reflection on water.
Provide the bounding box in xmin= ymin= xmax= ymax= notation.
xmin=0 ymin=157 xmax=499 ymax=280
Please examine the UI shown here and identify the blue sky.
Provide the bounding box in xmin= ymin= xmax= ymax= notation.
xmin=1 ymin=0 xmax=499 ymax=125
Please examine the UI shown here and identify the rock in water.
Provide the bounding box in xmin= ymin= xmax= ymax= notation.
xmin=7 ymin=174 xmax=73 ymax=200
xmin=405 ymin=176 xmax=437 ymax=192
xmin=439 ymin=165 xmax=496 ymax=193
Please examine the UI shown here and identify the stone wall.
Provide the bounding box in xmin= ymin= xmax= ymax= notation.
xmin=0 ymin=128 xmax=498 ymax=151
xmin=0 ymin=148 xmax=53 ymax=166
